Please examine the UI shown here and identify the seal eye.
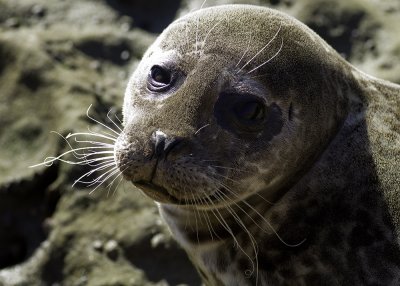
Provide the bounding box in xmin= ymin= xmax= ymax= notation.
xmin=214 ymin=92 xmax=272 ymax=136
xmin=148 ymin=65 xmax=172 ymax=92
xmin=234 ymin=101 xmax=265 ymax=122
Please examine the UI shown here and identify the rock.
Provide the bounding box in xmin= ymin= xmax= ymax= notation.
xmin=104 ymin=240 xmax=119 ymax=260
xmin=4 ymin=18 xmax=19 ymax=28
xmin=120 ymin=50 xmax=130 ymax=61
xmin=151 ymin=233 xmax=167 ymax=248
xmin=92 ymin=240 xmax=103 ymax=252
xmin=31 ymin=4 xmax=46 ymax=18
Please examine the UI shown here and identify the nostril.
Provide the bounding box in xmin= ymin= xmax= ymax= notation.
xmin=151 ymin=131 xmax=184 ymax=159
xmin=153 ymin=131 xmax=166 ymax=158
xmin=164 ymin=137 xmax=183 ymax=157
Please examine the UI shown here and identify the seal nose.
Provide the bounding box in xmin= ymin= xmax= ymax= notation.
xmin=152 ymin=131 xmax=183 ymax=159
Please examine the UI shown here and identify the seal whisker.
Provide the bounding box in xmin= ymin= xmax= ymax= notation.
xmin=108 ymin=163 xmax=131 ymax=195
xmin=205 ymin=196 xmax=240 ymax=248
xmin=85 ymin=104 xmax=121 ymax=136
xmin=190 ymin=191 xmax=201 ymax=243
xmin=87 ymin=165 xmax=119 ymax=188
xmin=200 ymin=0 xmax=207 ymax=9
xmin=195 ymin=15 xmax=201 ymax=55
xmin=201 ymin=19 xmax=225 ymax=54
xmin=106 ymin=167 xmax=126 ymax=197
xmin=216 ymin=179 xmax=306 ymax=248
xmin=199 ymin=196 xmax=222 ymax=241
xmin=72 ymin=162 xmax=116 ymax=187
xmin=81 ymin=150 xmax=115 ymax=157
xmin=253 ymin=193 xmax=275 ymax=206
xmin=194 ymin=124 xmax=210 ymax=135
xmin=30 ymin=130 xmax=115 ymax=168
xmin=112 ymin=112 xmax=123 ymax=127
xmin=237 ymin=23 xmax=282 ymax=74
xmin=106 ymin=109 xmax=123 ymax=133
xmin=88 ymin=167 xmax=120 ymax=195
xmin=67 ymin=131 xmax=117 ymax=142
xmin=183 ymin=197 xmax=191 ymax=231
xmin=81 ymin=153 xmax=115 ymax=162
xmin=247 ymin=37 xmax=284 ymax=74
xmin=212 ymin=172 xmax=241 ymax=184
xmin=72 ymin=138 xmax=114 ymax=148
xmin=86 ymin=127 xmax=118 ymax=141
xmin=235 ymin=32 xmax=253 ymax=68
xmin=210 ymin=190 xmax=259 ymax=279
xmin=72 ymin=148 xmax=114 ymax=159
xmin=84 ymin=157 xmax=116 ymax=167
xmin=212 ymin=172 xmax=274 ymax=205
xmin=205 ymin=164 xmax=250 ymax=174
xmin=110 ymin=176 xmax=124 ymax=197
xmin=30 ymin=147 xmax=114 ymax=168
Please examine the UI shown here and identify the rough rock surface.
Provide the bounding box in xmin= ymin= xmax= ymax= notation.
xmin=0 ymin=0 xmax=399 ymax=285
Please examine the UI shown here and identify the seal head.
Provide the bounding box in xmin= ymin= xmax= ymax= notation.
xmin=113 ymin=5 xmax=400 ymax=286
xmin=114 ymin=5 xmax=353 ymax=207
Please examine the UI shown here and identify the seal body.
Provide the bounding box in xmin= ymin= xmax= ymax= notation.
xmin=114 ymin=5 xmax=400 ymax=285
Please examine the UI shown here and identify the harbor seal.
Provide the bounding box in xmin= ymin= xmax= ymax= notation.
xmin=114 ymin=4 xmax=400 ymax=286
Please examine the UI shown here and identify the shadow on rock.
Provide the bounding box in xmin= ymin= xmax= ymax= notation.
xmin=105 ymin=0 xmax=182 ymax=33
xmin=125 ymin=233 xmax=202 ymax=286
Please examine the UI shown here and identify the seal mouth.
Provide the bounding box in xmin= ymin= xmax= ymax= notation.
xmin=134 ymin=180 xmax=224 ymax=207
xmin=135 ymin=181 xmax=181 ymax=204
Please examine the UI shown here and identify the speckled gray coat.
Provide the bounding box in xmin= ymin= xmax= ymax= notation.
xmin=115 ymin=5 xmax=400 ymax=286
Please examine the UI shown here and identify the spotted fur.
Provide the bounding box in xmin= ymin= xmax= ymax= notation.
xmin=114 ymin=5 xmax=400 ymax=286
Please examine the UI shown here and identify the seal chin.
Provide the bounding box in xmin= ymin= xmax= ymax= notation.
xmin=134 ymin=181 xmax=181 ymax=204
xmin=133 ymin=180 xmax=223 ymax=207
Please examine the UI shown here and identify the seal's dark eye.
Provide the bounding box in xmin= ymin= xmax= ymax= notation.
xmin=151 ymin=66 xmax=170 ymax=84
xmin=234 ymin=101 xmax=265 ymax=122
xmin=214 ymin=93 xmax=267 ymax=135
xmin=148 ymin=65 xmax=172 ymax=92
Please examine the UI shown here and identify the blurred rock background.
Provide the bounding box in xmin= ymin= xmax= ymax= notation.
xmin=0 ymin=0 xmax=398 ymax=285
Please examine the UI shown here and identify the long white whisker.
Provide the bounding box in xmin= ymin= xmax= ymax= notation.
xmin=72 ymin=162 xmax=116 ymax=187
xmin=87 ymin=126 xmax=118 ymax=140
xmin=198 ymin=196 xmax=222 ymax=241
xmin=84 ymin=157 xmax=115 ymax=167
xmin=81 ymin=166 xmax=118 ymax=186
xmin=114 ymin=113 xmax=123 ymax=126
xmin=106 ymin=109 xmax=123 ymax=132
xmin=66 ymin=131 xmax=117 ymax=142
xmin=235 ymin=32 xmax=253 ymax=68
xmin=201 ymin=19 xmax=224 ymax=52
xmin=237 ymin=24 xmax=282 ymax=73
xmin=205 ymin=194 xmax=256 ymax=274
xmin=111 ymin=176 xmax=124 ymax=197
xmin=215 ymin=179 xmax=305 ymax=248
xmin=194 ymin=124 xmax=210 ymax=135
xmin=85 ymin=104 xmax=120 ymax=136
xmin=190 ymin=192 xmax=201 ymax=243
xmin=212 ymin=172 xmax=274 ymax=206
xmin=213 ymin=190 xmax=259 ymax=279
xmin=72 ymin=138 xmax=114 ymax=148
xmin=207 ymin=164 xmax=251 ymax=174
xmin=247 ymin=37 xmax=284 ymax=74
xmin=88 ymin=167 xmax=119 ymax=195
xmin=86 ymin=167 xmax=119 ymax=188
xmin=105 ymin=168 xmax=125 ymax=197
xmin=30 ymin=147 xmax=115 ymax=168
xmin=81 ymin=150 xmax=114 ymax=156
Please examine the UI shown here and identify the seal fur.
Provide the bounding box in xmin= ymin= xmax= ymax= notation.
xmin=115 ymin=5 xmax=400 ymax=285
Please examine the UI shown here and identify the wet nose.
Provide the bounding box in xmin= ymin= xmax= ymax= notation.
xmin=152 ymin=131 xmax=183 ymax=158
